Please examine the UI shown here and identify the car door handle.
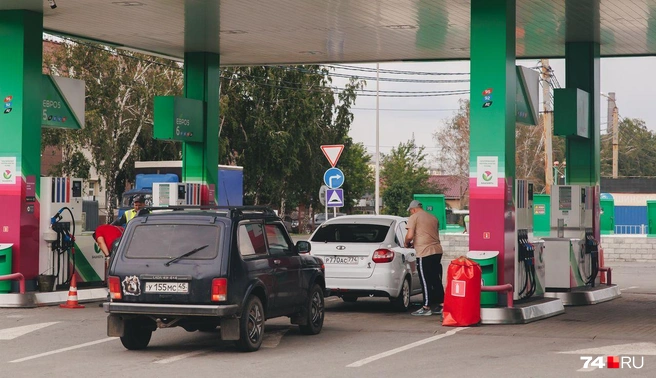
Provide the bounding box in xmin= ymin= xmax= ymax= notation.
xmin=273 ymin=259 xmax=281 ymax=265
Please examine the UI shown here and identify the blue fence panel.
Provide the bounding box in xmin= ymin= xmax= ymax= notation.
xmin=614 ymin=206 xmax=647 ymax=234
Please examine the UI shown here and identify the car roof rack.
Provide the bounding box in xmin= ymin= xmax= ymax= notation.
xmin=141 ymin=205 xmax=279 ymax=220
xmin=144 ymin=205 xmax=223 ymax=211
xmin=219 ymin=206 xmax=278 ymax=219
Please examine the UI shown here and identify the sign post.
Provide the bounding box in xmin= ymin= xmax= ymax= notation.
xmin=320 ymin=144 xmax=345 ymax=220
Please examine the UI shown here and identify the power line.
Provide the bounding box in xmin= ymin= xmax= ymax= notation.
xmin=352 ymin=108 xmax=461 ymax=112
xmin=52 ymin=36 xmax=469 ymax=98
xmin=326 ymin=64 xmax=469 ymax=76
xmin=280 ymin=66 xmax=470 ymax=83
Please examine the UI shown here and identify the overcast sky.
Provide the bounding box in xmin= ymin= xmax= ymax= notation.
xmin=333 ymin=57 xmax=656 ymax=166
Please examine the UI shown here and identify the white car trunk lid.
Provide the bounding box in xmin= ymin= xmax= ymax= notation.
xmin=311 ymin=243 xmax=381 ymax=278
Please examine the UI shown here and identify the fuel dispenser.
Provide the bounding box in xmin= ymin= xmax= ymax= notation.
xmin=39 ymin=177 xmax=105 ymax=289
xmin=514 ymin=180 xmax=546 ymax=300
xmin=542 ymin=185 xmax=600 ymax=291
xmin=152 ymin=182 xmax=202 ymax=207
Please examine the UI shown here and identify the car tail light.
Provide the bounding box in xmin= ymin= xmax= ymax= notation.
xmin=212 ymin=278 xmax=228 ymax=302
xmin=372 ymin=249 xmax=395 ymax=263
xmin=108 ymin=276 xmax=122 ymax=300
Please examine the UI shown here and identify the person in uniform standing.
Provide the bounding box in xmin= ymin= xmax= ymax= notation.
xmin=112 ymin=194 xmax=148 ymax=226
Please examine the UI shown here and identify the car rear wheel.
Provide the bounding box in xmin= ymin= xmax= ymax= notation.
xmin=236 ymin=296 xmax=265 ymax=352
xmin=341 ymin=295 xmax=358 ymax=303
xmin=299 ymin=284 xmax=324 ymax=335
xmin=120 ymin=319 xmax=152 ymax=350
xmin=390 ymin=278 xmax=411 ymax=312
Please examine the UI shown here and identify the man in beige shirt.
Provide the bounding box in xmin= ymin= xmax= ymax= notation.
xmin=404 ymin=200 xmax=444 ymax=316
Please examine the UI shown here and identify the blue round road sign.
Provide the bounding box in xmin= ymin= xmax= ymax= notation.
xmin=323 ymin=167 xmax=344 ymax=189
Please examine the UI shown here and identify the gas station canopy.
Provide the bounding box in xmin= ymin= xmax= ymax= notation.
xmin=4 ymin=0 xmax=656 ymax=65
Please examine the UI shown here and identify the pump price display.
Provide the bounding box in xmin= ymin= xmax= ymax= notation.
xmin=145 ymin=282 xmax=189 ymax=293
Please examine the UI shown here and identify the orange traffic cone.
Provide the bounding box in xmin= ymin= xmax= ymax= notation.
xmin=60 ymin=273 xmax=85 ymax=309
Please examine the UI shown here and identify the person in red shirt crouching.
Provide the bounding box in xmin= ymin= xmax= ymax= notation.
xmin=93 ymin=224 xmax=124 ymax=273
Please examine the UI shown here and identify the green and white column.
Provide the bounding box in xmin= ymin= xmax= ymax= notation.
xmin=0 ymin=10 xmax=43 ymax=281
xmin=469 ymin=0 xmax=516 ymax=293
xmin=564 ymin=41 xmax=601 ymax=239
xmin=182 ymin=53 xmax=219 ymax=204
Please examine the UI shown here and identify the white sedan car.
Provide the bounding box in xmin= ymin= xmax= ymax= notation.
xmin=307 ymin=215 xmax=422 ymax=311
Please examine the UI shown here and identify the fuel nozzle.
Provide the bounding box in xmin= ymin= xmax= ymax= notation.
xmin=50 ymin=207 xmax=65 ymax=224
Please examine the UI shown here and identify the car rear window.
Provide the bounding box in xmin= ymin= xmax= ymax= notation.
xmin=125 ymin=224 xmax=220 ymax=259
xmin=311 ymin=224 xmax=389 ymax=243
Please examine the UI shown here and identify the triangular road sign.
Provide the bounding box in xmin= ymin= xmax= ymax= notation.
xmin=328 ymin=191 xmax=341 ymax=203
xmin=321 ymin=145 xmax=344 ymax=167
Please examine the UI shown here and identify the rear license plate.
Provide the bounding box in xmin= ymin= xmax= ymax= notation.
xmin=323 ymin=256 xmax=359 ymax=264
xmin=145 ymin=282 xmax=189 ymax=293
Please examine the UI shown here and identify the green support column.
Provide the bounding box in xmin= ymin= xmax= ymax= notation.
xmin=564 ymin=41 xmax=601 ymax=239
xmin=469 ymin=0 xmax=516 ymax=294
xmin=182 ymin=53 xmax=219 ymax=204
xmin=0 ymin=10 xmax=43 ymax=281
xmin=564 ymin=42 xmax=600 ymax=185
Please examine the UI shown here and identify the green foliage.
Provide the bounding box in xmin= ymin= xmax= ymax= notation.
xmin=219 ymin=66 xmax=366 ymax=213
xmin=338 ymin=142 xmax=374 ymax=213
xmin=381 ymin=141 xmax=439 ymax=216
xmin=43 ymin=42 xmax=365 ymax=219
xmin=48 ymin=150 xmax=91 ymax=179
xmin=43 ymin=41 xmax=183 ymax=220
xmin=600 ymin=118 xmax=656 ymax=177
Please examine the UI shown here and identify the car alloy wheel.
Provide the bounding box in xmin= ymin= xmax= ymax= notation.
xmin=237 ymin=296 xmax=265 ymax=352
xmin=299 ymin=284 xmax=324 ymax=335
xmin=391 ymin=278 xmax=411 ymax=311
xmin=247 ymin=302 xmax=264 ymax=343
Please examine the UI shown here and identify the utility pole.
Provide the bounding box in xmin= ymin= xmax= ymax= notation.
xmin=610 ymin=93 xmax=619 ymax=178
xmin=541 ymin=59 xmax=553 ymax=193
xmin=375 ymin=63 xmax=380 ymax=215
xmin=605 ymin=92 xmax=616 ymax=135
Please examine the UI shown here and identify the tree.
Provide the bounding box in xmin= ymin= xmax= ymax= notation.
xmin=338 ymin=142 xmax=374 ymax=213
xmin=218 ymin=66 xmax=365 ymax=214
xmin=600 ymin=118 xmax=656 ymax=177
xmin=516 ymin=122 xmax=546 ymax=191
xmin=433 ymin=99 xmax=470 ymax=178
xmin=43 ymin=41 xmax=183 ymax=221
xmin=381 ymin=140 xmax=439 ymax=216
xmin=434 ymin=98 xmax=554 ymax=194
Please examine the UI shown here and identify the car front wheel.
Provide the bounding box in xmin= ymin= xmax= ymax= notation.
xmin=236 ymin=296 xmax=265 ymax=352
xmin=299 ymin=284 xmax=324 ymax=335
xmin=390 ymin=277 xmax=411 ymax=312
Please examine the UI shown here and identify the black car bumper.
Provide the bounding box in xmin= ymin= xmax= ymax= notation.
xmin=104 ymin=302 xmax=240 ymax=317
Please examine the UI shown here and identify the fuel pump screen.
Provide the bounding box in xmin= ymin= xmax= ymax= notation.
xmin=72 ymin=180 xmax=82 ymax=198
xmin=558 ymin=186 xmax=572 ymax=211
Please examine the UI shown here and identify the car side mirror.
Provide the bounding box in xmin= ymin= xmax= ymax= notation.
xmin=296 ymin=240 xmax=311 ymax=254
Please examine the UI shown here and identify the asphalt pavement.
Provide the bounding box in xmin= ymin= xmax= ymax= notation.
xmin=0 ymin=262 xmax=654 ymax=377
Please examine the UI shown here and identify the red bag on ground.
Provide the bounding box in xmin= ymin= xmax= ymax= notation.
xmin=442 ymin=257 xmax=482 ymax=327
